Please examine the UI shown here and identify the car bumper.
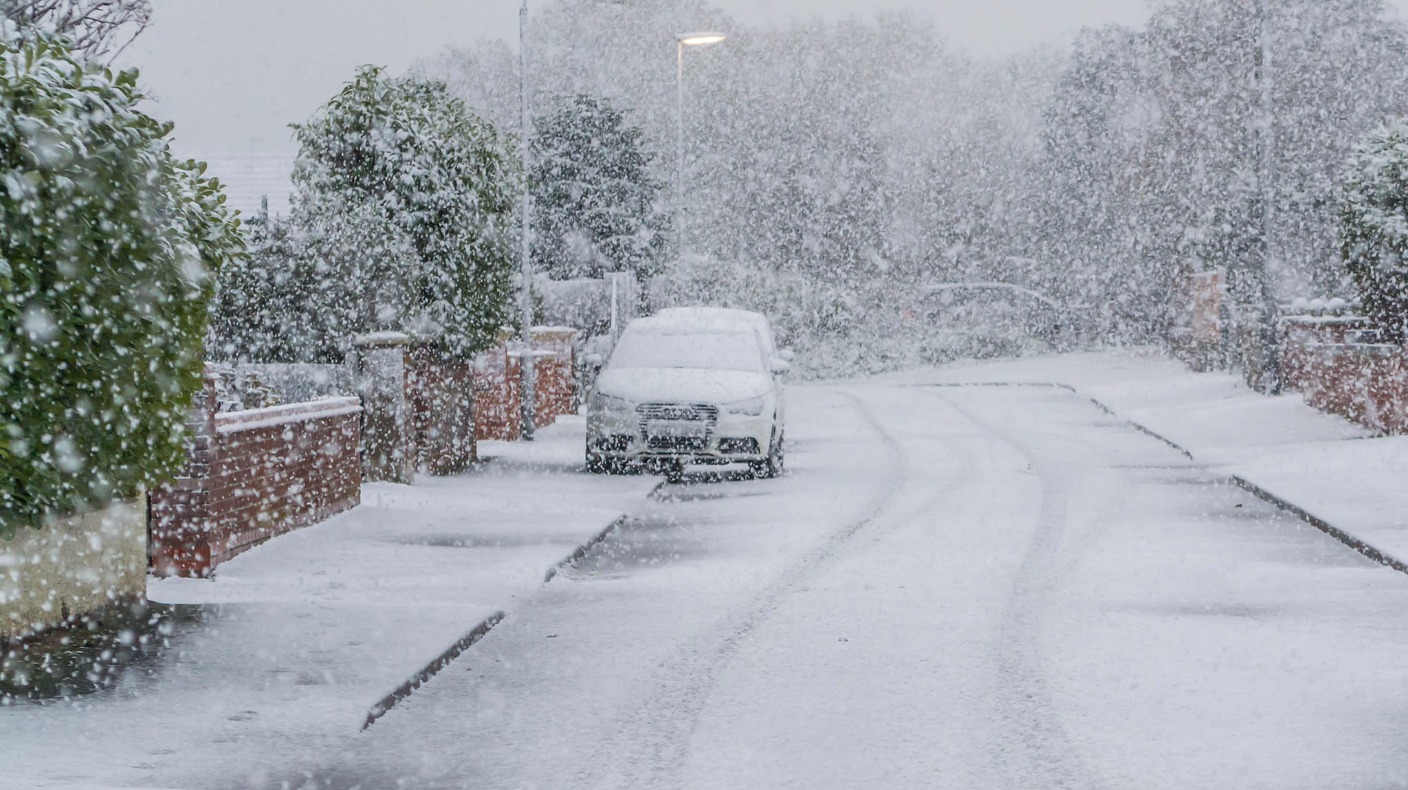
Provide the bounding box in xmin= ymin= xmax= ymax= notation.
xmin=587 ymin=409 xmax=774 ymax=465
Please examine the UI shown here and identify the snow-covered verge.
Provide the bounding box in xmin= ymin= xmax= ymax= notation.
xmin=0 ymin=417 xmax=658 ymax=790
xmin=892 ymin=349 xmax=1408 ymax=563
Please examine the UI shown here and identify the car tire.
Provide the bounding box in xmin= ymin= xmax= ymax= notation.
xmin=752 ymin=431 xmax=784 ymax=479
xmin=665 ymin=461 xmax=686 ymax=484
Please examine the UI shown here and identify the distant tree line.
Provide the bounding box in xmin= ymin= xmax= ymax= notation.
xmin=428 ymin=0 xmax=1408 ymax=369
xmin=209 ymin=75 xmax=669 ymax=363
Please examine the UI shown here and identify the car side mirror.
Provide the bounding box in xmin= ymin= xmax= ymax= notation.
xmin=770 ymin=358 xmax=791 ymax=376
xmin=583 ymin=352 xmax=604 ymax=369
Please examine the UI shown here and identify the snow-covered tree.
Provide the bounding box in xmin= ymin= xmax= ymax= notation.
xmin=1341 ymin=119 xmax=1408 ymax=343
xmin=1 ymin=0 xmax=151 ymax=61
xmin=1028 ymin=0 xmax=1408 ymax=344
xmin=422 ymin=0 xmax=1408 ymax=374
xmin=531 ymin=95 xmax=671 ymax=281
xmin=292 ymin=66 xmax=516 ymax=358
xmin=0 ymin=35 xmax=242 ymax=536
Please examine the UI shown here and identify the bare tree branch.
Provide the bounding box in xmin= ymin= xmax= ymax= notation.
xmin=1 ymin=0 xmax=153 ymax=62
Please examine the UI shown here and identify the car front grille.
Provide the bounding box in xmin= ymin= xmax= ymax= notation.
xmin=646 ymin=435 xmax=711 ymax=452
xmin=637 ymin=403 xmax=718 ymax=453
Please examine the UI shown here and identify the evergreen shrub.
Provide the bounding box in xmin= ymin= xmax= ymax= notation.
xmin=0 ymin=36 xmax=242 ymax=537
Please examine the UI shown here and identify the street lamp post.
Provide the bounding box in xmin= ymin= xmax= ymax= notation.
xmin=1254 ymin=0 xmax=1281 ymax=395
xmin=674 ymin=31 xmax=725 ymax=255
xmin=519 ymin=0 xmax=536 ymax=440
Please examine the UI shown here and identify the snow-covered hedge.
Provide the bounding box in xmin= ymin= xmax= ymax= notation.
xmin=209 ymin=198 xmax=420 ymax=363
xmin=0 ymin=36 xmax=243 ymax=537
xmin=1342 ymin=119 xmax=1408 ymax=344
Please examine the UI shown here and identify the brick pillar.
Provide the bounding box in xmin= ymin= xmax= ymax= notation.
xmin=353 ymin=332 xmax=415 ymax=484
xmin=531 ymin=327 xmax=580 ymax=427
xmin=409 ymin=343 xmax=477 ymax=475
xmin=148 ymin=369 xmax=219 ymax=577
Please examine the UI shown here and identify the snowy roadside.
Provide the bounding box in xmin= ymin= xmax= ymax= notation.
xmin=1 ymin=416 xmax=660 ymax=790
xmin=892 ymin=349 xmax=1408 ymax=567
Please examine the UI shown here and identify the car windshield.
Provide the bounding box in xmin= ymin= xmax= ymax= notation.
xmin=608 ymin=329 xmax=764 ymax=373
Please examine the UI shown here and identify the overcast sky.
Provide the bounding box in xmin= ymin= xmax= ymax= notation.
xmin=122 ymin=0 xmax=1408 ymax=158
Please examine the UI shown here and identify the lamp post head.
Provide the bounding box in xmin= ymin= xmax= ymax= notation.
xmin=676 ymin=31 xmax=726 ymax=46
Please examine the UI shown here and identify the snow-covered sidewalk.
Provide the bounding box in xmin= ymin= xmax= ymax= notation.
xmin=2 ymin=416 xmax=659 ymax=790
xmin=901 ymin=349 xmax=1408 ymax=566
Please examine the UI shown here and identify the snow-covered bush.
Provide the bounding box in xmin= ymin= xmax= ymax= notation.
xmin=291 ymin=66 xmax=515 ymax=358
xmin=531 ymin=95 xmax=671 ymax=281
xmin=1341 ymin=119 xmax=1408 ymax=344
xmin=209 ymin=197 xmax=419 ymax=363
xmin=0 ymin=36 xmax=243 ymax=537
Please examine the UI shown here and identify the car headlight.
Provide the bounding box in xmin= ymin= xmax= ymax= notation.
xmin=592 ymin=391 xmax=635 ymax=415
xmin=723 ymin=396 xmax=766 ymax=416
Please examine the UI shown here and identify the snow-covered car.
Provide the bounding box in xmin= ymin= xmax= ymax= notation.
xmin=652 ymin=306 xmax=793 ymax=364
xmin=586 ymin=316 xmax=787 ymax=480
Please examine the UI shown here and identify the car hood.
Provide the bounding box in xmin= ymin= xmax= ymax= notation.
xmin=596 ymin=367 xmax=772 ymax=405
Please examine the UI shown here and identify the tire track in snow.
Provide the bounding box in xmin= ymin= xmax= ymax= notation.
xmin=928 ymin=386 xmax=1125 ymax=790
xmin=581 ymin=386 xmax=979 ymax=790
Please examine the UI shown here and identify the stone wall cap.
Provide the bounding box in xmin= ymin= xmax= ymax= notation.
xmin=354 ymin=331 xmax=412 ymax=348
xmin=215 ymin=397 xmax=362 ymax=435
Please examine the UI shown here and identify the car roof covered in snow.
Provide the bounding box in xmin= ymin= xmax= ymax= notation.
xmin=624 ymin=316 xmax=754 ymax=336
xmin=651 ymin=308 xmax=776 ymax=353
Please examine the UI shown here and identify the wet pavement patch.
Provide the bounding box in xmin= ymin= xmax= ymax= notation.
xmin=396 ymin=533 xmax=569 ymax=549
xmin=1133 ymin=603 xmax=1284 ymax=620
xmin=654 ymin=486 xmax=772 ymax=503
xmin=0 ymin=601 xmax=206 ymax=704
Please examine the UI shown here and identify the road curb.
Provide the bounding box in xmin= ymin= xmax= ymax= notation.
xmin=923 ymin=381 xmax=1198 ymax=458
xmin=362 ymin=611 xmax=505 ymax=731
xmin=926 ymin=380 xmax=1408 ymax=577
xmin=1231 ymin=476 xmax=1408 ymax=575
xmin=362 ymin=480 xmax=662 ymax=729
xmin=542 ymin=479 xmax=671 ymax=584
xmin=544 ymin=514 xmax=628 ymax=585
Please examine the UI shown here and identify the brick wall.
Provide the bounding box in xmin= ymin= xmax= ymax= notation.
xmin=1279 ymin=318 xmax=1408 ymax=435
xmin=408 ymin=344 xmax=477 ymax=475
xmin=1171 ymin=270 xmax=1226 ymax=372
xmin=1280 ymin=316 xmax=1373 ymax=393
xmin=149 ymin=378 xmax=363 ymax=578
xmin=473 ymin=328 xmax=580 ymax=441
xmin=1295 ymin=344 xmax=1408 ymax=435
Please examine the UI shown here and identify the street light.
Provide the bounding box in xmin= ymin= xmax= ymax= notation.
xmin=675 ymin=30 xmax=726 ymax=255
xmin=519 ymin=0 xmax=536 ymax=440
xmin=1254 ymin=0 xmax=1281 ymax=395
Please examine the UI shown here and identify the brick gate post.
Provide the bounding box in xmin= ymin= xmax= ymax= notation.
xmin=353 ymin=332 xmax=415 ymax=484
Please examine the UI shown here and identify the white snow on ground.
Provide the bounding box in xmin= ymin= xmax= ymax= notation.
xmin=0 ymin=417 xmax=657 ymax=790
xmin=676 ymin=383 xmax=1408 ymax=790
xmin=8 ymin=352 xmax=1408 ymax=789
xmin=241 ymin=368 xmax=1408 ymax=790
xmin=899 ymin=349 xmax=1408 ymax=564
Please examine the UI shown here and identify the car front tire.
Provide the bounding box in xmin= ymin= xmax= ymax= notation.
xmin=752 ymin=431 xmax=784 ymax=479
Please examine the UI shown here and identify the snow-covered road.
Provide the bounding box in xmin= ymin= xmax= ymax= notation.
xmin=270 ymin=383 xmax=1408 ymax=790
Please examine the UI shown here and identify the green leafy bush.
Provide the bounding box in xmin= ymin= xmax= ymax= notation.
xmin=0 ymin=36 xmax=243 ymax=537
